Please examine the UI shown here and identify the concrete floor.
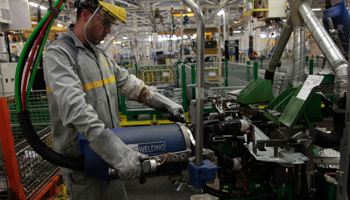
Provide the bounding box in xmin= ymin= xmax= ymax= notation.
xmin=124 ymin=170 xmax=217 ymax=200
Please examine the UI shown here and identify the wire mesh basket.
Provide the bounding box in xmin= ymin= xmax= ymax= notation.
xmin=16 ymin=128 xmax=59 ymax=199
xmin=0 ymin=90 xmax=59 ymax=199
xmin=4 ymin=90 xmax=50 ymax=144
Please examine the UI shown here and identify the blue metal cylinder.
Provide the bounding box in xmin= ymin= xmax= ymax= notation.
xmin=79 ymin=124 xmax=192 ymax=180
xmin=322 ymin=1 xmax=350 ymax=51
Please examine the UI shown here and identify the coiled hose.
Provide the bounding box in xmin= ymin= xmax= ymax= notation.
xmin=18 ymin=110 xmax=85 ymax=170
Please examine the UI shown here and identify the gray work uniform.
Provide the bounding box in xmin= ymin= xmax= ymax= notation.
xmin=44 ymin=29 xmax=130 ymax=200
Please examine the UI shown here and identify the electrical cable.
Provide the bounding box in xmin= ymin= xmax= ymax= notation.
xmin=14 ymin=0 xmax=86 ymax=171
xmin=15 ymin=1 xmax=59 ymax=112
xmin=23 ymin=14 xmax=55 ymax=109
xmin=160 ymin=152 xmax=172 ymax=165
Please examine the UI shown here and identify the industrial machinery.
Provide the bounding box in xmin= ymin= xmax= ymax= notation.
xmin=11 ymin=0 xmax=350 ymax=200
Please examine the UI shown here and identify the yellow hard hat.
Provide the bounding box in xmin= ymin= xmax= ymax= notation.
xmin=98 ymin=1 xmax=126 ymax=23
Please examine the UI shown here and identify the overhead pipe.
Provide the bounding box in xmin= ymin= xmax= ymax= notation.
xmin=182 ymin=0 xmax=205 ymax=166
xmin=205 ymin=0 xmax=229 ymax=24
xmin=291 ymin=3 xmax=305 ymax=87
xmin=300 ymin=1 xmax=347 ymax=148
xmin=248 ymin=16 xmax=254 ymax=61
xmin=135 ymin=0 xmax=156 ymax=30
xmin=299 ymin=2 xmax=348 ymax=112
xmin=264 ymin=15 xmax=293 ymax=82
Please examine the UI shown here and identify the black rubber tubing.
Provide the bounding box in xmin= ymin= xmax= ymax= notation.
xmin=17 ymin=110 xmax=85 ymax=170
xmin=311 ymin=111 xmax=345 ymax=148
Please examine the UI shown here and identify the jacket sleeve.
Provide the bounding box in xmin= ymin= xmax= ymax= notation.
xmin=44 ymin=46 xmax=104 ymax=142
xmin=109 ymin=59 xmax=155 ymax=106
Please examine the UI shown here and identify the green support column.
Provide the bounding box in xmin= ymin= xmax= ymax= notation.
xmin=176 ymin=63 xmax=180 ymax=88
xmin=225 ymin=59 xmax=228 ymax=87
xmin=191 ymin=65 xmax=196 ymax=100
xmin=309 ymin=59 xmax=314 ymax=75
xmin=254 ymin=62 xmax=258 ymax=80
xmin=135 ymin=64 xmax=138 ymax=77
xmin=181 ymin=65 xmax=188 ymax=112
xmin=260 ymin=57 xmax=263 ymax=69
xmin=247 ymin=61 xmax=251 ymax=82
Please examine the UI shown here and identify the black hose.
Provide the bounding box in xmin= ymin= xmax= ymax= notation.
xmin=17 ymin=110 xmax=85 ymax=171
xmin=211 ymin=146 xmax=234 ymax=169
xmin=325 ymin=0 xmax=333 ymax=9
xmin=310 ymin=112 xmax=345 ymax=148
xmin=248 ymin=35 xmax=254 ymax=61
xmin=235 ymin=40 xmax=239 ymax=61
xmin=264 ymin=70 xmax=275 ymax=83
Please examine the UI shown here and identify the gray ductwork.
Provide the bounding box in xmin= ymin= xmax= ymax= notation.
xmin=205 ymin=0 xmax=230 ymax=24
xmin=291 ymin=3 xmax=305 ymax=87
xmin=265 ymin=15 xmax=293 ymax=82
xmin=299 ymin=2 xmax=348 ymax=112
xmin=182 ymin=0 xmax=205 ymax=166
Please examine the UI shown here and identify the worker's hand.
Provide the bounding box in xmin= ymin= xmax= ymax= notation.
xmin=114 ymin=150 xmax=149 ymax=180
xmin=168 ymin=107 xmax=187 ymax=123
xmin=88 ymin=129 xmax=149 ymax=181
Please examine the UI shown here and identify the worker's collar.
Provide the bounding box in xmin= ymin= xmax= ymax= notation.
xmin=67 ymin=27 xmax=85 ymax=49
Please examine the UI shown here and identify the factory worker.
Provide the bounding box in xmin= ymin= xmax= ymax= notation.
xmin=43 ymin=0 xmax=187 ymax=199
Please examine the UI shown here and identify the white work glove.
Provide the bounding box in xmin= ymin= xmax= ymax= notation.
xmin=89 ymin=129 xmax=148 ymax=180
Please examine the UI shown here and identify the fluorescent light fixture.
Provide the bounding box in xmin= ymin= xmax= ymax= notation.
xmin=312 ymin=8 xmax=321 ymax=11
xmin=29 ymin=2 xmax=39 ymax=7
xmin=239 ymin=27 xmax=241 ymax=29
xmin=123 ymin=37 xmax=128 ymax=39
xmin=187 ymin=7 xmax=191 ymax=11
xmin=283 ymin=19 xmax=287 ymax=22
xmin=217 ymin=9 xmax=224 ymax=16
xmin=29 ymin=2 xmax=47 ymax=10
xmin=57 ymin=24 xmax=63 ymax=27
xmin=234 ymin=21 xmax=237 ymax=23
xmin=233 ymin=31 xmax=241 ymax=33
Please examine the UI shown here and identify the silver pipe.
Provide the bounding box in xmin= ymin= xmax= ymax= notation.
xmin=291 ymin=4 xmax=304 ymax=87
xmin=182 ymin=0 xmax=205 ymax=166
xmin=300 ymin=25 xmax=306 ymax=82
xmin=205 ymin=0 xmax=230 ymax=24
xmin=266 ymin=15 xmax=293 ymax=73
xmin=299 ymin=2 xmax=348 ymax=112
xmin=223 ymin=10 xmax=226 ymax=41
xmin=248 ymin=16 xmax=253 ymax=36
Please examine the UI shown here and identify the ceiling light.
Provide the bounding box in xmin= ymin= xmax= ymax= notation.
xmin=233 ymin=31 xmax=241 ymax=33
xmin=29 ymin=2 xmax=47 ymax=10
xmin=29 ymin=2 xmax=39 ymax=7
xmin=217 ymin=9 xmax=224 ymax=16
xmin=239 ymin=27 xmax=241 ymax=29
xmin=57 ymin=24 xmax=63 ymax=27
xmin=123 ymin=37 xmax=128 ymax=39
xmin=312 ymin=8 xmax=321 ymax=11
xmin=187 ymin=7 xmax=191 ymax=11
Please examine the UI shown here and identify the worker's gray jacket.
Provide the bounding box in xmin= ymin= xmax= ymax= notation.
xmin=44 ymin=29 xmax=151 ymax=172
